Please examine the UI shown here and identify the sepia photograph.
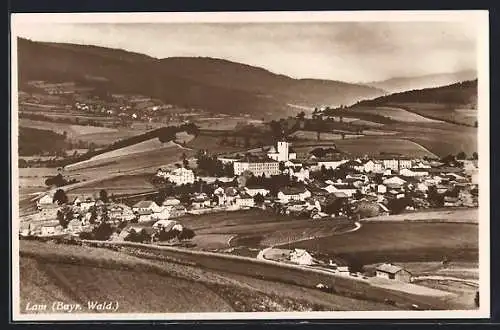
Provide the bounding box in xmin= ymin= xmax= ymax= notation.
xmin=10 ymin=10 xmax=490 ymax=321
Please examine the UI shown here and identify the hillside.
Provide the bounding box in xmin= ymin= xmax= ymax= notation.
xmin=367 ymin=70 xmax=477 ymax=94
xmin=352 ymin=80 xmax=478 ymax=126
xmin=17 ymin=38 xmax=386 ymax=118
xmin=19 ymin=241 xmax=396 ymax=313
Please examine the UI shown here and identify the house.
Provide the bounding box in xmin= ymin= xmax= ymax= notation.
xmin=417 ymin=182 xmax=429 ymax=192
xmin=152 ymin=207 xmax=170 ymax=221
xmin=323 ymin=183 xmax=357 ymax=197
xmin=399 ymin=168 xmax=428 ymax=177
xmin=315 ymin=159 xmax=348 ymax=170
xmin=383 ymin=176 xmax=407 ymax=187
xmin=37 ymin=194 xmax=56 ymax=210
xmin=191 ymin=194 xmax=211 ymax=209
xmin=277 ymin=186 xmax=312 ymax=203
xmin=285 ymin=167 xmax=310 ymax=182
xmin=137 ymin=209 xmax=154 ymax=222
xmin=162 ymin=197 xmax=181 ymax=206
xmin=40 ymin=221 xmax=62 ymax=236
xmin=290 ymin=249 xmax=314 ymax=265
xmin=166 ymin=167 xmax=195 ymax=185
xmin=363 ymin=160 xmax=384 ymax=173
xmin=377 ymin=184 xmax=387 ymax=194
xmin=132 ymin=200 xmax=162 ymax=214
xmin=166 ymin=205 xmax=187 ymax=218
xmin=444 ymin=196 xmax=460 ymax=207
xmin=375 ymin=263 xmax=412 ymax=283
xmin=235 ymin=192 xmax=255 ymax=208
xmin=244 ymin=186 xmax=270 ymax=197
xmin=377 ymin=157 xmax=412 ymax=171
xmin=152 ymin=219 xmax=179 ymax=232
xmin=67 ymin=219 xmax=83 ymax=233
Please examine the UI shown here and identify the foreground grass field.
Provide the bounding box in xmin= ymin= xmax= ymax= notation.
xmin=19 ymin=240 xmax=397 ymax=313
xmin=286 ymin=222 xmax=478 ymax=266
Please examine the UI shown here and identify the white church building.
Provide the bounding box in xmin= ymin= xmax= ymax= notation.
xmin=267 ymin=141 xmax=296 ymax=162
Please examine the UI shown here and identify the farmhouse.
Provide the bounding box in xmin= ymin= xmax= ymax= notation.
xmin=383 ymin=176 xmax=407 ymax=187
xmin=233 ymin=156 xmax=280 ymax=177
xmin=165 ymin=204 xmax=187 ymax=218
xmin=132 ymin=200 xmax=162 ymax=214
xmin=244 ymin=185 xmax=270 ymax=197
xmin=235 ymin=192 xmax=255 ymax=208
xmin=375 ymin=263 xmax=412 ymax=283
xmin=162 ymin=197 xmax=181 ymax=206
xmin=277 ymin=186 xmax=312 ymax=203
xmin=289 ymin=249 xmax=314 ymax=265
xmin=40 ymin=221 xmax=62 ymax=236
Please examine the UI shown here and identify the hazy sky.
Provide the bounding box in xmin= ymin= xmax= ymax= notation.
xmin=15 ymin=21 xmax=478 ymax=82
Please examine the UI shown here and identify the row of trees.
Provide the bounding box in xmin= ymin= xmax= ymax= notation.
xmin=195 ymin=151 xmax=234 ymax=177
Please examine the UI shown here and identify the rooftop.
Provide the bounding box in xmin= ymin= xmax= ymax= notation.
xmin=376 ymin=263 xmax=405 ymax=274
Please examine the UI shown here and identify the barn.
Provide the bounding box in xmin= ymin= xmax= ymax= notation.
xmin=375 ymin=263 xmax=412 ymax=283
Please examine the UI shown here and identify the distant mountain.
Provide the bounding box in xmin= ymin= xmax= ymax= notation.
xmin=353 ymin=80 xmax=478 ymax=126
xmin=16 ymin=38 xmax=386 ymax=118
xmin=367 ymin=70 xmax=477 ymax=94
xmin=356 ymin=80 xmax=478 ymax=107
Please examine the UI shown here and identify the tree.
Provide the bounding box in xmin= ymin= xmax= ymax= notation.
xmin=92 ymin=222 xmax=113 ymax=241
xmin=296 ymin=111 xmax=305 ymax=120
xmin=178 ymin=228 xmax=196 ymax=240
xmin=456 ymin=151 xmax=467 ymax=160
xmin=99 ymin=189 xmax=109 ymax=203
xmin=387 ymin=197 xmax=410 ymax=215
xmin=427 ymin=185 xmax=444 ymax=208
xmin=253 ymin=193 xmax=265 ymax=206
xmin=89 ymin=206 xmax=98 ymax=225
xmin=472 ymin=152 xmax=478 ymax=160
xmin=353 ymin=190 xmax=363 ymax=200
xmin=57 ymin=210 xmax=69 ymax=228
xmin=53 ymin=189 xmax=68 ymax=205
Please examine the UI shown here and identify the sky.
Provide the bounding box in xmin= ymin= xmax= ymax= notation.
xmin=14 ymin=21 xmax=478 ymax=83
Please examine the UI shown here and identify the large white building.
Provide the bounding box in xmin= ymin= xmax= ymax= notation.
xmin=166 ymin=167 xmax=195 ymax=185
xmin=234 ymin=156 xmax=280 ymax=176
xmin=267 ymin=141 xmax=296 ymax=162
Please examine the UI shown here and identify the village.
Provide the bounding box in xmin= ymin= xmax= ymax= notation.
xmin=19 ymin=136 xmax=479 ymax=286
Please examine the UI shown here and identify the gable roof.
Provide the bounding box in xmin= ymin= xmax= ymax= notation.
xmin=133 ymin=200 xmax=158 ymax=209
xmin=376 ymin=263 xmax=405 ymax=274
xmin=280 ymin=186 xmax=307 ymax=195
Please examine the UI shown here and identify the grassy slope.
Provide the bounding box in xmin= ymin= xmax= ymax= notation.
xmin=287 ymin=222 xmax=478 ymax=265
xmin=19 ymin=241 xmax=395 ymax=313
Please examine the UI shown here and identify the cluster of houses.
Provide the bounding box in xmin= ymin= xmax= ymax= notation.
xmin=20 ymin=193 xmax=190 ymax=238
xmin=148 ymin=140 xmax=478 ymax=221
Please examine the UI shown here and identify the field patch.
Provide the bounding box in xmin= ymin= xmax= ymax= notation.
xmin=291 ymin=130 xmax=363 ymax=141
xmin=67 ymin=174 xmax=155 ymax=197
xmin=286 ymin=222 xmax=478 ymax=265
xmin=351 ymin=106 xmax=442 ymax=123
xmin=333 ymin=137 xmax=437 ymax=158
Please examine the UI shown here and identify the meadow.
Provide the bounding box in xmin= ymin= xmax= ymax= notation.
xmin=286 ymin=222 xmax=478 ymax=266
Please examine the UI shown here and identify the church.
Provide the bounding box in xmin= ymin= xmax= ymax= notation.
xmin=267 ymin=141 xmax=296 ymax=162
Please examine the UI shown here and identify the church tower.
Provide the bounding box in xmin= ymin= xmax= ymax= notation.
xmin=277 ymin=141 xmax=289 ymax=162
